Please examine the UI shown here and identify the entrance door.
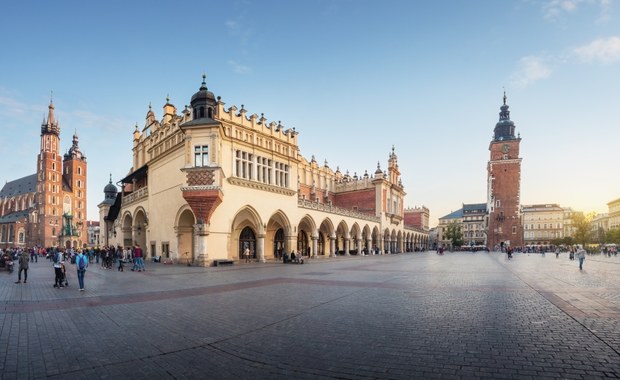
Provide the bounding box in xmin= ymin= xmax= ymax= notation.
xmin=239 ymin=227 xmax=256 ymax=259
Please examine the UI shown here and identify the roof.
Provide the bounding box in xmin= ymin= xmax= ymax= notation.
xmin=0 ymin=210 xmax=30 ymax=224
xmin=439 ymin=208 xmax=463 ymax=220
xmin=463 ymin=203 xmax=487 ymax=212
xmin=0 ymin=174 xmax=36 ymax=198
xmin=180 ymin=117 xmax=220 ymax=128
xmin=120 ymin=164 xmax=148 ymax=184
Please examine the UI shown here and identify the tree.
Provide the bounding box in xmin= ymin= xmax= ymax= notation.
xmin=604 ymin=228 xmax=620 ymax=244
xmin=445 ymin=220 xmax=463 ymax=248
xmin=572 ymin=212 xmax=593 ymax=247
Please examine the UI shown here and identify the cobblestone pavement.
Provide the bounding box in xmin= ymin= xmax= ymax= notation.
xmin=1 ymin=251 xmax=619 ymax=379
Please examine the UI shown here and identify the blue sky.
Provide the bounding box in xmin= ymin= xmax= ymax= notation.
xmin=1 ymin=0 xmax=619 ymax=227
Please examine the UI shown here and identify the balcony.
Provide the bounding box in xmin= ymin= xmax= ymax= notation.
xmin=123 ymin=186 xmax=148 ymax=206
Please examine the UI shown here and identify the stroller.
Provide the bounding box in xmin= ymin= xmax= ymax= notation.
xmin=53 ymin=262 xmax=69 ymax=288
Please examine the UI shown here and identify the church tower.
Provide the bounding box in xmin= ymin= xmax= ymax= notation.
xmin=486 ymin=92 xmax=523 ymax=250
xmin=62 ymin=130 xmax=88 ymax=247
xmin=36 ymin=99 xmax=63 ymax=247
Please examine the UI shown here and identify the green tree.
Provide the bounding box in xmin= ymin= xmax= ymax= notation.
xmin=605 ymin=228 xmax=620 ymax=244
xmin=445 ymin=220 xmax=463 ymax=248
xmin=572 ymin=212 xmax=593 ymax=247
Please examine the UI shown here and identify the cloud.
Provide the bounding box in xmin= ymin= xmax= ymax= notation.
xmin=510 ymin=56 xmax=553 ymax=87
xmin=228 ymin=60 xmax=252 ymax=75
xmin=542 ymin=0 xmax=612 ymax=21
xmin=573 ymin=36 xmax=620 ymax=64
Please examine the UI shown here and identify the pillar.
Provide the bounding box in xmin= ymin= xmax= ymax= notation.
xmin=312 ymin=235 xmax=318 ymax=258
xmin=257 ymin=234 xmax=265 ymax=263
xmin=357 ymin=238 xmax=362 ymax=255
xmin=193 ymin=223 xmax=209 ymax=267
xmin=344 ymin=238 xmax=350 ymax=256
xmin=330 ymin=235 xmax=336 ymax=257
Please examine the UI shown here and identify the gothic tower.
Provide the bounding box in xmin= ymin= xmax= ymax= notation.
xmin=486 ymin=92 xmax=523 ymax=250
xmin=36 ymin=99 xmax=63 ymax=247
xmin=62 ymin=130 xmax=87 ymax=247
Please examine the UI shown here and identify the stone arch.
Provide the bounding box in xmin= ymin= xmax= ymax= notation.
xmin=133 ymin=208 xmax=148 ymax=255
xmin=121 ymin=211 xmax=133 ymax=248
xmin=335 ymin=220 xmax=350 ymax=255
xmin=318 ymin=218 xmax=335 ymax=256
xmin=266 ymin=210 xmax=292 ymax=260
xmin=231 ymin=206 xmax=263 ymax=261
xmin=350 ymin=223 xmax=361 ymax=255
xmin=297 ymin=215 xmax=316 ymax=257
xmin=175 ymin=206 xmax=196 ymax=264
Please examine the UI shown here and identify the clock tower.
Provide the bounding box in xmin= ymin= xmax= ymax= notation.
xmin=486 ymin=92 xmax=523 ymax=250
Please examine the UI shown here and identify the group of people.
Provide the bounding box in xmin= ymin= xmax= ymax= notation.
xmin=7 ymin=243 xmax=147 ymax=291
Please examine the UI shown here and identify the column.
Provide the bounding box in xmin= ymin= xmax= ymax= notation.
xmin=344 ymin=238 xmax=350 ymax=256
xmin=367 ymin=238 xmax=372 ymax=255
xmin=193 ymin=223 xmax=209 ymax=267
xmin=257 ymin=234 xmax=265 ymax=263
xmin=357 ymin=238 xmax=362 ymax=255
xmin=312 ymin=235 xmax=318 ymax=258
xmin=330 ymin=236 xmax=336 ymax=257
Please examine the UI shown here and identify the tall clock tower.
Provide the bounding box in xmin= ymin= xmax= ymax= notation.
xmin=486 ymin=92 xmax=523 ymax=250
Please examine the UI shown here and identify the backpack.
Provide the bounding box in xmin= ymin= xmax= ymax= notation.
xmin=78 ymin=255 xmax=86 ymax=270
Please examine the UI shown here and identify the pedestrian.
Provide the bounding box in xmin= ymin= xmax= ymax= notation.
xmin=53 ymin=251 xmax=64 ymax=288
xmin=15 ymin=251 xmax=29 ymax=284
xmin=244 ymin=247 xmax=250 ymax=263
xmin=577 ymin=247 xmax=586 ymax=271
xmin=76 ymin=249 xmax=88 ymax=291
xmin=132 ymin=244 xmax=144 ymax=272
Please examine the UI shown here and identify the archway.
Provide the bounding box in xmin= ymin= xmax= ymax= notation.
xmin=177 ymin=208 xmax=195 ymax=265
xmin=274 ymin=228 xmax=285 ymax=259
xmin=239 ymin=227 xmax=257 ymax=260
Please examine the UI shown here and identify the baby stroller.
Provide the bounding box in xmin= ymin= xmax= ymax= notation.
xmin=53 ymin=262 xmax=69 ymax=288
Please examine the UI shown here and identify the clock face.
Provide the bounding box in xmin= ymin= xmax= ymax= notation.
xmin=502 ymin=144 xmax=510 ymax=154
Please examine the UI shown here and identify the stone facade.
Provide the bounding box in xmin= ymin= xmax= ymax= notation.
xmin=100 ymin=77 xmax=429 ymax=265
xmin=521 ymin=204 xmax=564 ymax=246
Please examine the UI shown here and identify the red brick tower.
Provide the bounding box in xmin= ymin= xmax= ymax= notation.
xmin=36 ymin=99 xmax=63 ymax=247
xmin=487 ymin=92 xmax=523 ymax=250
xmin=62 ymin=130 xmax=88 ymax=247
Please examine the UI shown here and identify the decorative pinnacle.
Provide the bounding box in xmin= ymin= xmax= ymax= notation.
xmin=503 ymin=88 xmax=507 ymax=105
xmin=200 ymin=74 xmax=207 ymax=90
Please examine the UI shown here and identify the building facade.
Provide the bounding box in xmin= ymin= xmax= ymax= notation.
xmin=608 ymin=198 xmax=620 ymax=230
xmin=100 ymin=77 xmax=428 ymax=265
xmin=0 ymin=100 xmax=87 ymax=249
xmin=521 ymin=204 xmax=564 ymax=246
xmin=486 ymin=93 xmax=523 ymax=249
xmin=462 ymin=203 xmax=487 ymax=246
xmin=437 ymin=208 xmax=463 ymax=248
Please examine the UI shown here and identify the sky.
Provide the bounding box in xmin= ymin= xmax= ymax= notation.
xmin=0 ymin=0 xmax=619 ymax=227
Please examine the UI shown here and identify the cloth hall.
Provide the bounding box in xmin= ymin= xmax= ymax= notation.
xmin=99 ymin=76 xmax=429 ymax=266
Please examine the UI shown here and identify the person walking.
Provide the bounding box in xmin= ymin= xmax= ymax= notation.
xmin=577 ymin=247 xmax=586 ymax=271
xmin=76 ymin=250 xmax=88 ymax=291
xmin=244 ymin=247 xmax=251 ymax=263
xmin=15 ymin=251 xmax=29 ymax=284
xmin=132 ymin=244 xmax=144 ymax=272
xmin=53 ymin=251 xmax=64 ymax=288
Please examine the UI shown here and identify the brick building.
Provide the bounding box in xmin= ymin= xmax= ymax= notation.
xmin=486 ymin=93 xmax=524 ymax=250
xmin=0 ymin=100 xmax=87 ymax=249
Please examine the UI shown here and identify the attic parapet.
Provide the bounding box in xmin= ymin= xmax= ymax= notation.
xmin=216 ymin=102 xmax=298 ymax=145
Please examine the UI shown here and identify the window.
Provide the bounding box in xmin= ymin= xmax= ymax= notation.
xmin=194 ymin=145 xmax=209 ymax=167
xmin=78 ymin=167 xmax=82 ymax=175
xmin=235 ymin=150 xmax=253 ymax=180
xmin=512 ymin=226 xmax=517 ymax=234
xmin=495 ymin=200 xmax=501 ymax=208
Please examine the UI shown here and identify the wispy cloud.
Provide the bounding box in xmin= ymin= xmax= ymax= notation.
xmin=542 ymin=0 xmax=612 ymax=21
xmin=573 ymin=36 xmax=620 ymax=64
xmin=227 ymin=60 xmax=252 ymax=75
xmin=510 ymin=56 xmax=553 ymax=87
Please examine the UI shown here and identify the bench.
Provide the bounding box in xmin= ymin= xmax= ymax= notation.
xmin=213 ymin=259 xmax=234 ymax=267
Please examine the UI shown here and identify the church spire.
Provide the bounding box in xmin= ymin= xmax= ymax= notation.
xmin=493 ymin=91 xmax=516 ymax=141
xmin=41 ymin=97 xmax=60 ymax=136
